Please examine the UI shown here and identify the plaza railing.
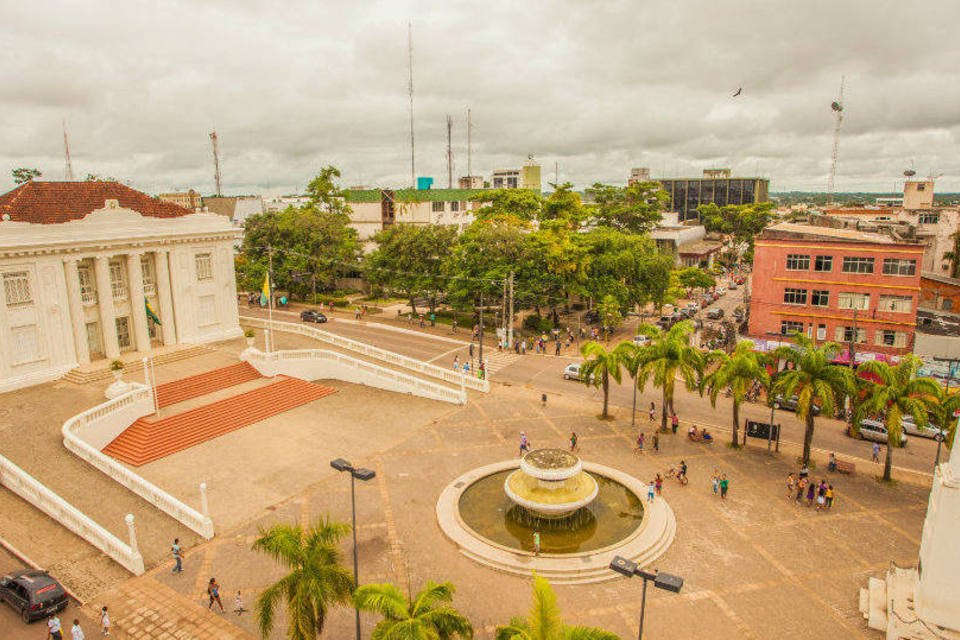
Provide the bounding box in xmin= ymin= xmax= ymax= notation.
xmin=61 ymin=384 xmax=215 ymax=539
xmin=242 ymin=316 xmax=491 ymax=393
xmin=244 ymin=347 xmax=467 ymax=405
xmin=0 ymin=453 xmax=145 ymax=574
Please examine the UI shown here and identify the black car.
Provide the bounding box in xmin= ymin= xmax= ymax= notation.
xmin=0 ymin=570 xmax=68 ymax=623
xmin=300 ymin=310 xmax=328 ymax=323
xmin=583 ymin=309 xmax=600 ymax=324
xmin=772 ymin=394 xmax=821 ymax=416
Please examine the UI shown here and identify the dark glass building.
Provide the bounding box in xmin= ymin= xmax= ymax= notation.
xmin=653 ymin=170 xmax=769 ymax=221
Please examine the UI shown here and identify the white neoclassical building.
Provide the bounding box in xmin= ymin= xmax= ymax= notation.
xmin=0 ymin=181 xmax=243 ymax=392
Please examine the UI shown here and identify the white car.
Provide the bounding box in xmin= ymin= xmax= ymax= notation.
xmin=633 ymin=334 xmax=651 ymax=346
xmin=562 ymin=363 xmax=594 ymax=382
xmin=856 ymin=419 xmax=908 ymax=447
xmin=900 ymin=415 xmax=947 ymax=440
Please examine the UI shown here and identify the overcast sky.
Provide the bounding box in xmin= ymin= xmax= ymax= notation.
xmin=2 ymin=0 xmax=959 ymax=196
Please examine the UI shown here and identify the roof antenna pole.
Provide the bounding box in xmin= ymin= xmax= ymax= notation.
xmin=408 ymin=22 xmax=416 ymax=188
xmin=467 ymin=107 xmax=472 ymax=180
xmin=827 ymin=76 xmax=845 ymax=205
xmin=62 ymin=119 xmax=75 ymax=181
xmin=446 ymin=115 xmax=453 ymax=188
xmin=209 ymin=130 xmax=222 ymax=197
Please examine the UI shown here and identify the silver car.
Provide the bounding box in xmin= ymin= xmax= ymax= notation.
xmin=900 ymin=415 xmax=947 ymax=440
xmin=857 ymin=419 xmax=908 ymax=447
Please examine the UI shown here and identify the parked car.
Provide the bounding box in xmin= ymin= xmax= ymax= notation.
xmin=300 ymin=309 xmax=328 ymax=323
xmin=562 ymin=363 xmax=594 ymax=382
xmin=685 ymin=301 xmax=700 ymax=312
xmin=900 ymin=415 xmax=947 ymax=440
xmin=706 ymin=307 xmax=724 ymax=319
xmin=728 ymin=282 xmax=738 ymax=290
xmin=716 ymin=286 xmax=727 ymax=296
xmin=0 ymin=570 xmax=69 ymax=623
xmin=583 ymin=309 xmax=600 ymax=324
xmin=632 ymin=334 xmax=651 ymax=346
xmin=855 ymin=419 xmax=908 ymax=447
xmin=657 ymin=316 xmax=674 ymax=330
xmin=772 ymin=394 xmax=821 ymax=415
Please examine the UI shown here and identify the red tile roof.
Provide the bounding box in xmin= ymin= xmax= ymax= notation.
xmin=0 ymin=181 xmax=193 ymax=224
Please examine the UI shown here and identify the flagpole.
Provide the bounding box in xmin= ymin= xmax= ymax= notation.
xmin=267 ymin=244 xmax=274 ymax=353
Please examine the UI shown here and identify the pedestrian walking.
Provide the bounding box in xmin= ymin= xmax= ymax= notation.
xmin=419 ymin=314 xmax=425 ymax=327
xmin=872 ymin=442 xmax=881 ymax=463
xmin=469 ymin=342 xmax=475 ymax=359
xmin=452 ymin=355 xmax=460 ymax=371
xmin=719 ymin=474 xmax=729 ymax=499
xmin=452 ymin=319 xmax=458 ymax=334
xmin=569 ymin=431 xmax=578 ymax=451
xmin=519 ymin=432 xmax=530 ymax=456
xmin=795 ymin=477 xmax=806 ymax=504
xmin=636 ymin=432 xmax=645 ymax=453
xmin=806 ymin=481 xmax=816 ymax=507
xmin=48 ymin=614 xmax=63 ymax=640
xmin=799 ymin=464 xmax=810 ymax=480
xmin=671 ymin=413 xmax=679 ymax=434
xmin=711 ymin=471 xmax=719 ymax=496
xmin=652 ymin=432 xmax=659 ymax=452
xmin=826 ymin=484 xmax=835 ymax=509
xmin=555 ymin=340 xmax=561 ymax=356
xmin=679 ymin=459 xmax=689 ymax=486
xmin=429 ymin=312 xmax=436 ymax=327
xmin=533 ymin=530 xmax=541 ymax=556
xmin=655 ymin=473 xmax=663 ymax=495
xmin=817 ymin=480 xmax=827 ymax=511
xmin=171 ymin=537 xmax=183 ymax=573
xmin=647 ymin=480 xmax=656 ymax=503
xmin=71 ymin=619 xmax=85 ymax=640
xmin=208 ymin=577 xmax=224 ymax=612
xmin=648 ymin=402 xmax=656 ymax=422
xmin=234 ymin=591 xmax=246 ymax=616
xmin=786 ymin=473 xmax=795 ymax=499
xmin=99 ymin=606 xmax=110 ymax=636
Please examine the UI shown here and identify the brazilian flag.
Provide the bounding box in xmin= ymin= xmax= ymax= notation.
xmin=145 ymin=297 xmax=162 ymax=325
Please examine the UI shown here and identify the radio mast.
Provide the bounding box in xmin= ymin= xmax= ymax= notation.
xmin=209 ymin=130 xmax=222 ymax=196
xmin=408 ymin=23 xmax=416 ymax=188
xmin=62 ymin=119 xmax=75 ymax=181
xmin=826 ymin=77 xmax=845 ymax=204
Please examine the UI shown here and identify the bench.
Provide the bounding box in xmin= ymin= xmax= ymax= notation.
xmin=834 ymin=460 xmax=855 ymax=475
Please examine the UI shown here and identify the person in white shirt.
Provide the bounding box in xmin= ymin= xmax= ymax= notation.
xmin=71 ymin=619 xmax=85 ymax=640
xmin=99 ymin=606 xmax=110 ymax=636
xmin=47 ymin=614 xmax=63 ymax=640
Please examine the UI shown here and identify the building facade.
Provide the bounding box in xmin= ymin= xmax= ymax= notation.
xmin=157 ymin=189 xmax=202 ymax=210
xmin=343 ymin=188 xmax=488 ymax=244
xmin=0 ymin=181 xmax=242 ymax=392
xmin=920 ymin=273 xmax=960 ymax=312
xmin=748 ymin=222 xmax=923 ymax=356
xmin=655 ymin=169 xmax=769 ymax=221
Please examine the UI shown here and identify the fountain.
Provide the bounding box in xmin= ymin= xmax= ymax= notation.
xmin=504 ymin=448 xmax=599 ymax=519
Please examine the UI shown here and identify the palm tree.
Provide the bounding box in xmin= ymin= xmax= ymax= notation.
xmin=580 ymin=340 xmax=625 ymax=419
xmin=701 ymin=340 xmax=770 ymax=447
xmin=354 ymin=581 xmax=473 ymax=640
xmin=635 ymin=320 xmax=707 ymax=432
xmin=932 ymin=384 xmax=960 ymax=452
xmin=495 ymin=574 xmax=619 ymax=640
xmin=856 ymin=356 xmax=940 ymax=481
xmin=772 ymin=333 xmax=853 ymax=466
xmin=252 ymin=516 xmax=355 ymax=640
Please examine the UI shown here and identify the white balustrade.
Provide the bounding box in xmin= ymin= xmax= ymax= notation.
xmin=61 ymin=384 xmax=215 ymax=539
xmin=0 ymin=455 xmax=145 ymax=575
xmin=244 ymin=317 xmax=490 ymax=393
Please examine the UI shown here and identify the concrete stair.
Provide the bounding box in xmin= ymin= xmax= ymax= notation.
xmin=103 ymin=377 xmax=337 ymax=466
xmin=62 ymin=345 xmax=214 ymax=385
xmin=154 ymin=362 xmax=261 ymax=408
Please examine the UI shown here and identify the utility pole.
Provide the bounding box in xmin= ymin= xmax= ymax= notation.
xmin=554 ymin=161 xmax=558 ymax=185
xmin=209 ymin=130 xmax=222 ymax=196
xmin=446 ymin=115 xmax=453 ymax=188
xmin=407 ymin=22 xmax=416 ymax=188
xmin=466 ymin=107 xmax=472 ymax=180
xmin=266 ymin=244 xmax=274 ymax=353
xmin=933 ymin=356 xmax=960 ymax=469
xmin=848 ymin=309 xmax=858 ymax=366
xmin=502 ymin=277 xmax=508 ymax=343
xmin=62 ymin=119 xmax=75 ymax=181
xmin=478 ymin=292 xmax=484 ymax=366
xmin=508 ymin=271 xmax=515 ymax=348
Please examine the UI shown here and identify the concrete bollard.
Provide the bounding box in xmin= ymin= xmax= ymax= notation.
xmin=125 ymin=514 xmax=139 ymax=555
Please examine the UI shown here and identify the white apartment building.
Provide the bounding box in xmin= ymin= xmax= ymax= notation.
xmin=0 ymin=181 xmax=242 ymax=392
xmin=343 ymin=188 xmax=488 ymax=245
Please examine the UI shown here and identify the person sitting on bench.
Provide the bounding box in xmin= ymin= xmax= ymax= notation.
xmin=827 ymin=452 xmax=837 ymax=473
xmin=688 ymin=425 xmax=699 ymax=440
xmin=702 ymin=429 xmax=713 ymax=443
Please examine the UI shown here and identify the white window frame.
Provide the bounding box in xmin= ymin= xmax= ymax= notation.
xmin=878 ymin=295 xmax=913 ymax=313
xmin=882 ymin=258 xmax=917 ymax=276
xmin=811 ymin=290 xmax=830 ymax=307
xmin=835 ymin=326 xmax=867 ymax=343
xmin=78 ymin=265 xmax=97 ymax=305
xmin=195 ymin=253 xmax=214 ymax=281
xmin=783 ymin=288 xmax=808 ymax=305
xmin=814 ymin=256 xmax=833 ymax=272
xmin=109 ymin=259 xmax=128 ymax=301
xmin=431 ymin=201 xmax=445 ymax=213
xmin=785 ymin=254 xmax=810 ymax=271
xmin=842 ymin=257 xmax=875 ymax=274
xmin=780 ymin=320 xmax=804 ymax=335
xmin=141 ymin=256 xmax=156 ymax=296
xmin=115 ymin=316 xmax=132 ymax=350
xmin=838 ymin=292 xmax=870 ymax=310
xmin=3 ymin=272 xmax=32 ymax=307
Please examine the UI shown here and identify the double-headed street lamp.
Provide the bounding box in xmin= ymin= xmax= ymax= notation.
xmin=610 ymin=555 xmax=683 ymax=640
xmin=331 ymin=458 xmax=376 ymax=640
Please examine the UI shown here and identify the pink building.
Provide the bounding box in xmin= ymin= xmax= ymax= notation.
xmin=749 ymin=222 xmax=923 ymax=356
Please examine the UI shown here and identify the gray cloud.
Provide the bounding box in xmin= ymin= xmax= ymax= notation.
xmin=1 ymin=0 xmax=959 ymax=196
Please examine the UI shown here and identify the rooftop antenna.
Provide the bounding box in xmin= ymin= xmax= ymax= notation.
xmin=209 ymin=130 xmax=222 ymax=196
xmin=466 ymin=107 xmax=472 ymax=180
xmin=826 ymin=76 xmax=845 ymax=204
xmin=407 ymin=22 xmax=416 ymax=188
xmin=62 ymin=119 xmax=75 ymax=181
xmin=446 ymin=115 xmax=453 ymax=188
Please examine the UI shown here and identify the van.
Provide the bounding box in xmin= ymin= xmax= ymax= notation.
xmin=856 ymin=419 xmax=908 ymax=447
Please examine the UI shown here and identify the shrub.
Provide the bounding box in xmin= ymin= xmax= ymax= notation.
xmin=110 ymin=360 xmax=124 ymax=372
xmin=523 ymin=314 xmax=553 ymax=333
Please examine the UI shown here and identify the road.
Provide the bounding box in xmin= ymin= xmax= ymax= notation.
xmin=240 ymin=299 xmax=939 ymax=478
xmin=0 ymin=550 xmax=98 ymax=640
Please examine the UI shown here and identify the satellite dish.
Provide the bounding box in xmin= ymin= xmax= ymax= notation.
xmin=831 ymin=101 xmax=843 ymax=112
xmin=904 ymin=169 xmax=916 ymax=177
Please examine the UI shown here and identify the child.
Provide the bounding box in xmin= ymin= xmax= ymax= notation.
xmin=711 ymin=473 xmax=720 ymax=496
xmin=99 ymin=606 xmax=110 ymax=636
xmin=569 ymin=432 xmax=578 ymax=452
xmin=655 ymin=474 xmax=663 ymax=495
xmin=786 ymin=473 xmax=795 ymax=499
xmin=647 ymin=480 xmax=656 ymax=503
xmin=234 ymin=590 xmax=246 ymax=616
xmin=719 ymin=474 xmax=729 ymax=499
xmin=637 ymin=432 xmax=645 ymax=453
xmin=825 ymin=484 xmax=835 ymax=509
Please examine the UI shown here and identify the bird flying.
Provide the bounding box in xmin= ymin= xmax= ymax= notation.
xmin=732 ymin=87 xmax=742 ymax=97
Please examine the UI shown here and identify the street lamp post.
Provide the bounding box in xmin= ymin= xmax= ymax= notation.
xmin=330 ymin=458 xmax=376 ymax=640
xmin=610 ymin=556 xmax=683 ymax=640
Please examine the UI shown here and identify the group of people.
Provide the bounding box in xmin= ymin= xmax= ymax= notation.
xmin=451 ymin=354 xmax=487 ymax=379
xmin=786 ymin=466 xmax=836 ymax=511
xmin=170 ymin=539 xmax=247 ymax=616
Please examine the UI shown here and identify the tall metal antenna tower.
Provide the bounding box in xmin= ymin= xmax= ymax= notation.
xmin=826 ymin=76 xmax=845 ymax=203
xmin=446 ymin=115 xmax=454 ymax=188
xmin=62 ymin=119 xmax=75 ymax=181
xmin=209 ymin=130 xmax=222 ymax=196
xmin=407 ymin=22 xmax=416 ymax=188
xmin=466 ymin=107 xmax=472 ymax=179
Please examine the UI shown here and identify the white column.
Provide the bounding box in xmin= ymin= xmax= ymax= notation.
xmin=126 ymin=251 xmax=150 ymax=352
xmin=94 ymin=255 xmax=120 ymax=359
xmin=153 ymin=250 xmax=177 ymax=345
xmin=63 ymin=258 xmax=90 ymax=364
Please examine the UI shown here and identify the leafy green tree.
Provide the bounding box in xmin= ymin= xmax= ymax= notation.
xmin=524 ymin=217 xmax=587 ymax=320
xmin=580 ymin=340 xmax=626 ymax=419
xmin=365 ymin=224 xmax=457 ymax=315
xmin=84 ymin=173 xmax=117 ymax=182
xmin=772 ymin=334 xmax=854 ymax=465
xmin=252 ymin=516 xmax=355 ymax=640
xmin=446 ymin=216 xmax=527 ymax=309
xmin=932 ymin=385 xmax=960 ymax=451
xmin=306 ymin=165 xmax=352 ymax=215
xmin=586 ymin=180 xmax=668 ymax=233
xmin=354 ymin=581 xmax=473 ymax=640
xmin=11 ymin=168 xmax=41 ymax=184
xmin=578 ymin=228 xmax=672 ymax=315
xmin=701 ymin=340 xmax=770 ymax=447
xmin=596 ymin=295 xmax=623 ymax=338
xmin=472 ymin=189 xmax=542 ymax=222
xmin=676 ymin=267 xmax=716 ymax=293
xmin=636 ymin=320 xmax=707 ymax=431
xmin=539 ymin=183 xmax=586 ymax=226
xmin=855 ymin=356 xmax=940 ymax=481
xmin=696 ymin=202 xmax=774 ymax=263
xmin=495 ymin=574 xmax=619 ymax=640
xmin=238 ymin=205 xmax=360 ymax=299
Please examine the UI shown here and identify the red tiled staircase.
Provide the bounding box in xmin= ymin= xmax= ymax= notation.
xmin=155 ymin=362 xmax=262 ymax=408
xmin=104 ymin=376 xmax=337 ymax=466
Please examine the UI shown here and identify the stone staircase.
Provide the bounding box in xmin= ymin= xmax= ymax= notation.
xmin=104 ymin=377 xmax=337 ymax=466
xmin=154 ymin=362 xmax=261 ymax=408
xmin=62 ymin=345 xmax=214 ymax=385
